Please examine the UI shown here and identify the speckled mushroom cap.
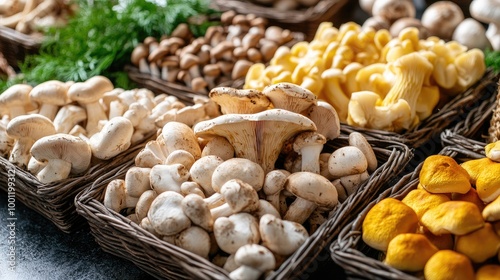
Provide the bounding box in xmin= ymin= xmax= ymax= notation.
xmin=262 ymin=82 xmax=317 ymax=113
xmin=401 ymin=189 xmax=450 ymax=220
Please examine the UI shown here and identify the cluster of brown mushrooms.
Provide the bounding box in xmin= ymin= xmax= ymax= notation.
xmin=103 ymin=82 xmax=378 ymax=279
xmin=0 ymin=75 xmax=220 ymax=183
xmin=245 ymin=0 xmax=321 ymax=11
xmin=130 ymin=10 xmax=296 ymax=94
xmin=360 ymin=0 xmax=498 ymax=51
xmin=0 ymin=0 xmax=75 ymax=35
xmin=362 ymin=141 xmax=500 ymax=279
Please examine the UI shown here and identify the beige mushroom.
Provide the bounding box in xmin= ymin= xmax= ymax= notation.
xmin=181 ymin=193 xmax=214 ymax=232
xmin=229 ymin=244 xmax=276 ymax=280
xmin=148 ymin=191 xmax=191 ymax=236
xmin=103 ymin=179 xmax=139 ymax=213
xmin=0 ymin=84 xmax=34 ymax=118
xmin=29 ymin=80 xmax=69 ymax=120
xmin=210 ymin=179 xmax=260 ymax=220
xmin=259 ymin=213 xmax=309 ymax=256
xmin=89 ymin=116 xmax=134 ymax=160
xmin=189 ymin=155 xmax=225 ymax=197
xmin=208 ymin=87 xmax=270 ymax=114
xmin=149 ymin=163 xmax=190 ymax=194
xmin=262 ymin=82 xmax=317 ymax=113
xmin=53 ymin=104 xmax=87 ymax=134
xmin=211 ymin=158 xmax=265 ymax=193
xmin=213 ymin=212 xmax=260 ymax=255
xmin=30 ymin=133 xmax=92 ymax=183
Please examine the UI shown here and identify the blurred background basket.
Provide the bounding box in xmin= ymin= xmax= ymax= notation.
xmin=488 ymin=82 xmax=500 ymax=143
xmin=75 ymin=127 xmax=412 ymax=279
xmin=0 ymin=134 xmax=153 ymax=233
xmin=342 ymin=69 xmax=500 ymax=148
xmin=0 ymin=26 xmax=42 ymax=69
xmin=212 ymin=0 xmax=350 ymax=41
xmin=329 ymin=141 xmax=485 ymax=280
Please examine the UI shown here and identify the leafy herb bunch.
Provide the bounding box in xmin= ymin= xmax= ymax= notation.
xmin=3 ymin=0 xmax=218 ymax=91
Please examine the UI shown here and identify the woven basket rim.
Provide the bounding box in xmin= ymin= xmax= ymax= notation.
xmin=330 ymin=142 xmax=485 ymax=279
xmin=0 ymin=25 xmax=43 ymax=49
xmin=75 ymin=128 xmax=412 ymax=279
xmin=342 ymin=69 xmax=500 ymax=148
xmin=213 ymin=0 xmax=348 ymax=23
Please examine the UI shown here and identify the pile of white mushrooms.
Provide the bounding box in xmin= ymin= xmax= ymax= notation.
xmin=0 ymin=75 xmax=220 ymax=183
xmin=103 ymin=82 xmax=378 ymax=279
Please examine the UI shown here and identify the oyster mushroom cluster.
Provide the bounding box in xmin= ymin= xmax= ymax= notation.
xmin=244 ymin=20 xmax=486 ymax=132
xmin=361 ymin=141 xmax=500 ymax=278
xmin=102 ymin=82 xmax=378 ymax=279
xmin=130 ymin=10 xmax=296 ymax=94
xmin=0 ymin=76 xmax=219 ymax=183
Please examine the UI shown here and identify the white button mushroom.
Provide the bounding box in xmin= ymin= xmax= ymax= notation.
xmin=213 ymin=212 xmax=260 ymax=255
xmin=283 ymin=171 xmax=339 ymax=224
xmin=149 ymin=163 xmax=190 ymax=194
xmin=328 ymin=146 xmax=368 ymax=179
xmin=259 ymin=214 xmax=309 ymax=256
xmin=181 ymin=193 xmax=214 ymax=232
xmin=189 ymin=155 xmax=225 ymax=196
xmin=0 ymin=84 xmax=33 ymax=118
xmin=89 ymin=116 xmax=134 ymax=160
xmin=262 ymin=169 xmax=291 ymax=214
xmin=470 ymin=0 xmax=500 ymax=51
xmin=210 ymin=179 xmax=260 ymax=220
xmin=302 ymin=100 xmax=341 ymax=141
xmin=348 ymin=132 xmax=378 ymax=172
xmin=53 ymin=104 xmax=87 ymax=134
xmin=104 ymin=179 xmax=140 ymax=214
xmin=67 ymin=75 xmax=114 ymax=135
xmin=208 ymin=87 xmax=271 ymax=114
xmin=261 ymin=82 xmax=317 ymax=113
xmin=175 ymin=226 xmax=211 ymax=259
xmin=229 ymin=244 xmax=276 ymax=280
xmin=201 ymin=136 xmax=235 ymax=161
xmin=148 ymin=191 xmax=191 ymax=236
xmin=30 ymin=133 xmax=92 ymax=183
xmin=124 ymin=166 xmax=151 ymax=198
xmin=292 ymin=131 xmax=327 ymax=173
xmin=165 ymin=149 xmax=195 ymax=170
xmin=134 ymin=139 xmax=168 ymax=168
xmin=160 ymin=121 xmax=201 ymax=160
xmin=180 ymin=181 xmax=206 ymax=198
xmin=29 ymin=80 xmax=70 ymax=121
xmin=6 ymin=114 xmax=56 ymax=168
xmin=135 ymin=189 xmax=157 ymax=222
xmin=211 ymin=158 xmax=265 ymax=193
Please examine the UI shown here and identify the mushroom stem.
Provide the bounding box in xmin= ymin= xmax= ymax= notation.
xmin=9 ymin=137 xmax=35 ymax=168
xmin=36 ymin=158 xmax=72 ymax=184
xmin=283 ymin=198 xmax=317 ymax=224
xmin=85 ymin=101 xmax=108 ymax=136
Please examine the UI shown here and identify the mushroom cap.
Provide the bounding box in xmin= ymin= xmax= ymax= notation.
xmin=30 ymin=133 xmax=92 ymax=174
xmin=401 ymin=189 xmax=450 ymax=220
xmin=211 ymin=158 xmax=265 ymax=193
xmin=328 ymin=146 xmax=368 ymax=178
xmin=6 ymin=114 xmax=56 ymax=140
xmin=452 ymin=18 xmax=490 ymax=50
xmin=292 ymin=131 xmax=326 ymax=154
xmin=208 ymin=87 xmax=271 ymax=114
xmin=362 ymin=198 xmax=419 ymax=251
xmin=420 ymin=200 xmax=484 ymax=235
xmin=420 ymin=228 xmax=454 ymax=250
xmin=131 ymin=43 xmax=149 ymax=66
xmin=29 ymin=80 xmax=69 ymax=106
xmin=302 ymin=100 xmax=341 ymax=140
xmin=452 ymin=188 xmax=486 ymax=212
xmin=424 ymin=250 xmax=474 ymax=280
xmin=68 ymin=75 xmax=114 ymax=103
xmin=476 ymin=264 xmax=500 ymax=280
xmin=384 ymin=233 xmax=439 ymax=272
xmin=419 ymin=155 xmax=471 ymax=194
xmin=455 ymin=222 xmax=500 ymax=263
xmin=193 ymin=109 xmax=317 ymax=173
xmin=0 ymin=84 xmax=33 ymax=107
xmin=233 ymin=244 xmax=276 ymax=271
xmin=262 ymin=82 xmax=317 ymax=113
xmin=284 ymin=171 xmax=338 ymax=209
xmin=371 ymin=0 xmax=416 ymax=24
xmin=470 ymin=0 xmax=500 ymax=25
xmin=258 ymin=213 xmax=309 ymax=256
xmin=213 ymin=212 xmax=260 ymax=254
xmin=89 ymin=116 xmax=134 ymax=160
xmin=161 ymin=121 xmax=202 ymax=160
xmin=174 ymin=226 xmax=211 ymax=259
xmin=421 ymin=1 xmax=464 ymax=40
xmin=461 ymin=157 xmax=493 ymax=184
xmin=220 ymin=179 xmax=260 ymax=213
xmin=148 ymin=191 xmax=191 ymax=236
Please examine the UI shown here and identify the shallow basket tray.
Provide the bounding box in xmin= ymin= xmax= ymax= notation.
xmin=0 ymin=26 xmax=42 ymax=69
xmin=342 ymin=69 xmax=500 ymax=149
xmin=212 ymin=0 xmax=349 ymax=41
xmin=488 ymin=82 xmax=500 ymax=143
xmin=75 ymin=128 xmax=412 ymax=280
xmin=0 ymin=134 xmax=153 ymax=234
xmin=329 ymin=141 xmax=485 ymax=280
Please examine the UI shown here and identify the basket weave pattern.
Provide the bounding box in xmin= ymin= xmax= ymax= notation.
xmin=488 ymin=87 xmax=500 ymax=143
xmin=75 ymin=129 xmax=412 ymax=279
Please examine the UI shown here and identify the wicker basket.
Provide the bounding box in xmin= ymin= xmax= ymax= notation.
xmin=0 ymin=26 xmax=42 ymax=69
xmin=342 ymin=69 xmax=500 ymax=148
xmin=0 ymin=134 xmax=154 ymax=233
xmin=212 ymin=0 xmax=349 ymax=41
xmin=488 ymin=84 xmax=500 ymax=143
xmin=75 ymin=128 xmax=412 ymax=280
xmin=330 ymin=141 xmax=485 ymax=280
xmin=440 ymin=74 xmax=500 ymax=147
